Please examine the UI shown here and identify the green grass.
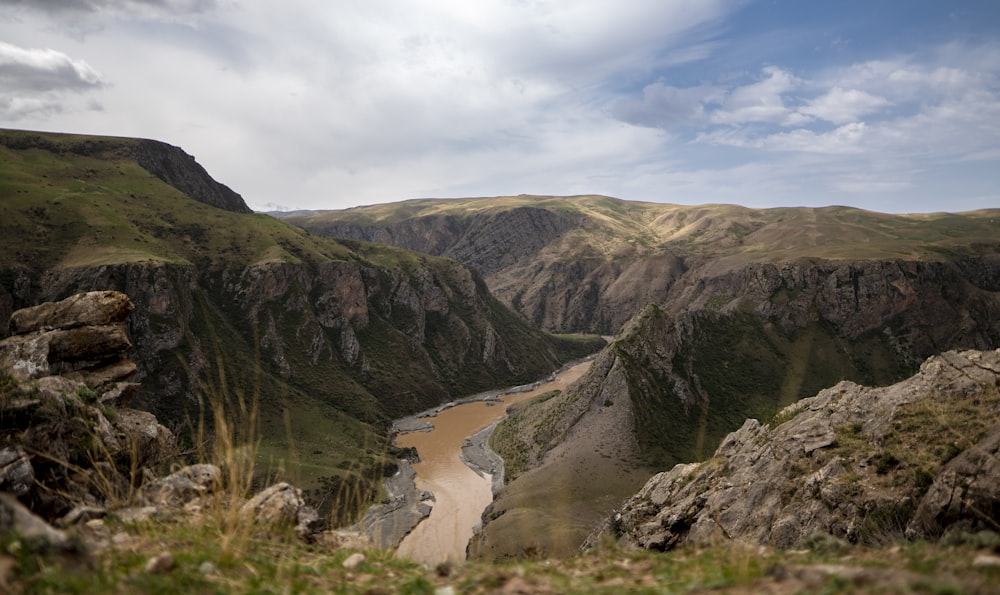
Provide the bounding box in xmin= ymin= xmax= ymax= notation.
xmin=10 ymin=516 xmax=1000 ymax=594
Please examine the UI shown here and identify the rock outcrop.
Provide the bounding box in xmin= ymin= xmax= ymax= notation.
xmin=0 ymin=291 xmax=177 ymax=520
xmin=595 ymin=349 xmax=1000 ymax=551
xmin=0 ymin=292 xmax=328 ymax=572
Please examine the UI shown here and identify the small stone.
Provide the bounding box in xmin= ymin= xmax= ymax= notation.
xmin=114 ymin=506 xmax=159 ymax=524
xmin=145 ymin=552 xmax=174 ymax=574
xmin=342 ymin=552 xmax=365 ymax=570
xmin=58 ymin=505 xmax=107 ymax=527
xmin=111 ymin=532 xmax=133 ymax=546
xmin=973 ymin=554 xmax=1000 ymax=568
xmin=199 ymin=561 xmax=218 ymax=575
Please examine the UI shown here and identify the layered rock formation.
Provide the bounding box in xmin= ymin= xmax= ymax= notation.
xmin=596 ymin=348 xmax=1000 ymax=550
xmin=0 ymin=291 xmax=177 ymax=520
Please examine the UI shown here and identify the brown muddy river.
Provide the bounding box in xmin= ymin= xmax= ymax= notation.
xmin=394 ymin=361 xmax=592 ymax=565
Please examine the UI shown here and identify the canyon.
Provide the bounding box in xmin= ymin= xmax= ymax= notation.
xmin=3 ymin=128 xmax=1000 ymax=572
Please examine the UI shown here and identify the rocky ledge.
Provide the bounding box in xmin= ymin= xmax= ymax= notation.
xmin=591 ymin=348 xmax=1000 ymax=551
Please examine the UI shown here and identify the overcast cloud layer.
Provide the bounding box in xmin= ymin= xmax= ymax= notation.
xmin=1 ymin=0 xmax=997 ymax=213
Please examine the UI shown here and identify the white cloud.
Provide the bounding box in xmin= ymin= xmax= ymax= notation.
xmin=696 ymin=122 xmax=868 ymax=154
xmin=711 ymin=66 xmax=805 ymax=126
xmin=0 ymin=1 xmax=996 ymax=214
xmin=0 ymin=41 xmax=104 ymax=91
xmin=0 ymin=40 xmax=104 ymax=119
xmin=799 ymin=87 xmax=890 ymax=125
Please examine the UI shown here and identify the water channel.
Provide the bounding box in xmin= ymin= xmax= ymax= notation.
xmin=393 ymin=360 xmax=592 ymax=565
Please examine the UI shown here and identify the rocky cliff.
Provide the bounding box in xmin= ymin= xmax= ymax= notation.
xmin=597 ymin=348 xmax=1000 ymax=551
xmin=0 ymin=291 xmax=177 ymax=520
xmin=0 ymin=291 xmax=357 ymax=584
xmin=434 ymin=199 xmax=999 ymax=558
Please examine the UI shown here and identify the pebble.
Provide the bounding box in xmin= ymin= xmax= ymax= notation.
xmin=145 ymin=552 xmax=175 ymax=574
xmin=973 ymin=554 xmax=1000 ymax=568
xmin=342 ymin=552 xmax=365 ymax=570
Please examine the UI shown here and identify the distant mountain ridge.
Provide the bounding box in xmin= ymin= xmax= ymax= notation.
xmin=284 ymin=195 xmax=1000 ymax=334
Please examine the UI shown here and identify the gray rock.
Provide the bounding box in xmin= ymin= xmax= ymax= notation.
xmin=0 ymin=332 xmax=52 ymax=381
xmin=0 ymin=446 xmax=33 ymax=496
xmin=239 ymin=482 xmax=304 ymax=526
xmin=113 ymin=408 xmax=176 ymax=467
xmin=7 ymin=291 xmax=133 ymax=336
xmin=139 ymin=464 xmax=221 ymax=507
xmin=605 ymin=349 xmax=1000 ymax=551
xmin=0 ymin=493 xmax=71 ymax=549
xmin=47 ymin=324 xmax=132 ymax=364
xmin=907 ymin=426 xmax=1000 ymax=539
xmin=58 ymin=505 xmax=108 ymax=527
xmin=144 ymin=551 xmax=175 ymax=574
xmin=239 ymin=482 xmax=323 ymax=540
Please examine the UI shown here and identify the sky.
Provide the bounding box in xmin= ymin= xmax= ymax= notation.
xmin=1 ymin=1 xmax=998 ymax=214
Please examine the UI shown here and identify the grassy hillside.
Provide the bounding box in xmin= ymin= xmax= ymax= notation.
xmin=0 ymin=129 xmax=603 ymax=520
xmin=288 ymin=194 xmax=1000 ymax=263
xmin=0 ymin=130 xmax=352 ymax=270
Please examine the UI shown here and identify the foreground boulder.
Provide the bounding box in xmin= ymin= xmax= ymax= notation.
xmin=238 ymin=482 xmax=323 ymax=541
xmin=597 ymin=349 xmax=1000 ymax=550
xmin=0 ymin=291 xmax=176 ymax=520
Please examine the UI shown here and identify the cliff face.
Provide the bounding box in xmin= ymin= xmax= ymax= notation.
xmin=472 ymin=245 xmax=1000 ymax=558
xmin=3 ymin=250 xmax=592 ymax=431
